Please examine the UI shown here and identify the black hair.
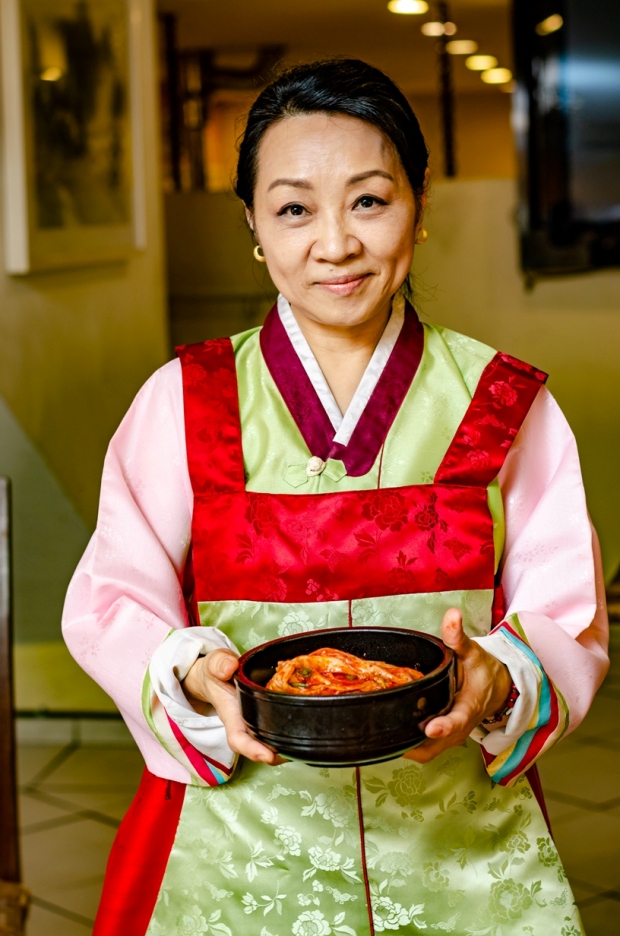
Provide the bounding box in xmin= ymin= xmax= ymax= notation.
xmin=235 ymin=58 xmax=429 ymax=216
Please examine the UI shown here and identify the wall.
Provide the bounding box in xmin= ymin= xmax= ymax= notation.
xmin=166 ymin=191 xmax=277 ymax=345
xmin=0 ymin=397 xmax=89 ymax=644
xmin=0 ymin=0 xmax=169 ymax=533
xmin=0 ymin=0 xmax=169 ymax=708
xmin=417 ymin=179 xmax=620 ymax=581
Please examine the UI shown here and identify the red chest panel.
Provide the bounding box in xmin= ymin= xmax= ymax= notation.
xmin=192 ymin=485 xmax=494 ymax=603
xmin=177 ymin=332 xmax=546 ymax=608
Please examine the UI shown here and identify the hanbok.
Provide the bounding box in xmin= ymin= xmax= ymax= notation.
xmin=63 ymin=295 xmax=608 ymax=935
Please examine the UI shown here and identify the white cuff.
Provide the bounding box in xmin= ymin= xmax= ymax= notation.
xmin=470 ymin=630 xmax=541 ymax=756
xmin=149 ymin=627 xmax=239 ymax=768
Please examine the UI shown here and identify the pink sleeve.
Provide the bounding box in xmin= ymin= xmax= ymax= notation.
xmin=62 ymin=359 xmax=195 ymax=782
xmin=499 ymin=386 xmax=609 ymax=734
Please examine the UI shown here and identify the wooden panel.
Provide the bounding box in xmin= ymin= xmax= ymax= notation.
xmin=0 ymin=477 xmax=20 ymax=882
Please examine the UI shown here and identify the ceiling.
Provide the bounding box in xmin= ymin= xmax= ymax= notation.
xmin=158 ymin=0 xmax=514 ymax=97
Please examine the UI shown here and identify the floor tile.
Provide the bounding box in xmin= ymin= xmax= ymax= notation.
xmin=16 ymin=719 xmax=77 ymax=746
xmin=538 ymin=742 xmax=620 ymax=807
xmin=573 ymin=691 xmax=620 ymax=737
xmin=21 ymin=816 xmax=116 ymax=919
xmin=570 ymin=881 xmax=602 ymax=905
xmin=568 ymin=727 xmax=620 ymax=751
xmin=16 ymin=746 xmax=66 ymax=786
xmin=46 ymin=787 xmax=136 ymax=822
xmin=579 ymin=896 xmax=620 ymax=936
xmin=19 ymin=790 xmax=75 ymax=830
xmin=37 ymin=744 xmax=144 ymax=790
xmin=26 ymin=901 xmax=92 ymax=935
xmin=551 ymin=809 xmax=620 ymax=892
xmin=545 ymin=796 xmax=581 ymax=827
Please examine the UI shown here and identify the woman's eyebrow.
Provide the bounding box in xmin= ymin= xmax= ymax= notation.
xmin=267 ymin=169 xmax=394 ymax=193
xmin=347 ymin=169 xmax=394 ymax=185
xmin=267 ymin=178 xmax=313 ymax=192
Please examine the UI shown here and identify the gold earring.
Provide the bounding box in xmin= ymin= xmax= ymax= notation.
xmin=253 ymin=244 xmax=266 ymax=262
xmin=415 ymin=228 xmax=428 ymax=245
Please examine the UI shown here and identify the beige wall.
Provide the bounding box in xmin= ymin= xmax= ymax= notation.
xmin=410 ymin=92 xmax=516 ymax=181
xmin=0 ymin=0 xmax=169 ymax=531
xmin=166 ymin=191 xmax=276 ymax=346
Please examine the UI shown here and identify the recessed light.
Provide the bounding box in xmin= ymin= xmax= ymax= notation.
xmin=481 ymin=67 xmax=513 ymax=85
xmin=446 ymin=40 xmax=478 ymax=55
xmin=421 ymin=21 xmax=445 ymax=36
xmin=466 ymin=54 xmax=498 ymax=71
xmin=387 ymin=0 xmax=429 ymax=15
xmin=40 ymin=66 xmax=63 ymax=81
xmin=535 ymin=14 xmax=563 ymax=36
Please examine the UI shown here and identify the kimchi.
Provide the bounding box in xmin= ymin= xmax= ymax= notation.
xmin=265 ymin=647 xmax=424 ymax=695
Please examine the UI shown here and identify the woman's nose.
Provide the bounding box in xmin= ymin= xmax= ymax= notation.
xmin=311 ymin=214 xmax=362 ymax=263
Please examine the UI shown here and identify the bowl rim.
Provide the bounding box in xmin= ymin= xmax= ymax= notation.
xmin=234 ymin=625 xmax=454 ymax=702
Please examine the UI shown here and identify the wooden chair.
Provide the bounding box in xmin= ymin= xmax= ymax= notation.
xmin=0 ymin=479 xmax=29 ymax=935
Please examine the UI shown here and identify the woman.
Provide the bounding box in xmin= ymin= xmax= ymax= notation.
xmin=63 ymin=60 xmax=609 ymax=935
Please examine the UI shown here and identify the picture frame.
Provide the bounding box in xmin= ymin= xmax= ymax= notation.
xmin=0 ymin=0 xmax=146 ymax=274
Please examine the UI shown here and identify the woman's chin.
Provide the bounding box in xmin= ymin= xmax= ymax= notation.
xmin=291 ymin=284 xmax=393 ymax=330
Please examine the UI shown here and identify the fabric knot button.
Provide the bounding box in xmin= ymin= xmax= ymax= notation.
xmin=306 ymin=456 xmax=326 ymax=477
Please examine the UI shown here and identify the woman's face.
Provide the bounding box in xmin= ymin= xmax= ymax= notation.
xmin=249 ymin=113 xmax=421 ymax=332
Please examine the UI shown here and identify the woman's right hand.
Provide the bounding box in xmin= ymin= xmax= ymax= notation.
xmin=182 ymin=648 xmax=280 ymax=764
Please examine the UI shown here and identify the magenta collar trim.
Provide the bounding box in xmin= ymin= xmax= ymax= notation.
xmin=259 ymin=303 xmax=425 ymax=477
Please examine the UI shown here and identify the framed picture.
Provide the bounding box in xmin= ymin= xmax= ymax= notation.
xmin=0 ymin=0 xmax=146 ymax=273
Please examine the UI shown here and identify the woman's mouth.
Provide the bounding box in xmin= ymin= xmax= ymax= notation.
xmin=316 ymin=274 xmax=371 ymax=296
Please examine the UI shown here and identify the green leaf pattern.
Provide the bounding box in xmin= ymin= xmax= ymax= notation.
xmin=146 ymin=740 xmax=584 ymax=935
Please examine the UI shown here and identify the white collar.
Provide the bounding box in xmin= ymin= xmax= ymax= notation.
xmin=276 ymin=293 xmax=405 ymax=447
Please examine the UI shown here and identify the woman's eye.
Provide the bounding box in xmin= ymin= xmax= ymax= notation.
xmin=355 ymin=195 xmax=385 ymax=209
xmin=279 ymin=203 xmax=306 ymax=217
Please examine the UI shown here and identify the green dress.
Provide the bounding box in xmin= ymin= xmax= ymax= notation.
xmin=139 ymin=310 xmax=582 ymax=936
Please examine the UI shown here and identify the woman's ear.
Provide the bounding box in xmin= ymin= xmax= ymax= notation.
xmin=244 ymin=206 xmax=255 ymax=234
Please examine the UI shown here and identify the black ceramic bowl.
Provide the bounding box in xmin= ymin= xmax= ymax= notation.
xmin=235 ymin=626 xmax=456 ymax=767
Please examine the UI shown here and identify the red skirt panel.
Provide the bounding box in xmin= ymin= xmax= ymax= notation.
xmin=93 ymin=769 xmax=185 ymax=936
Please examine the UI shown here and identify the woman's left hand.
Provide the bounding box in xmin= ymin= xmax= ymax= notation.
xmin=404 ymin=608 xmax=512 ymax=764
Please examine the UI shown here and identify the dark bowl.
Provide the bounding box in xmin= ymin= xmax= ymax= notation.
xmin=235 ymin=626 xmax=456 ymax=767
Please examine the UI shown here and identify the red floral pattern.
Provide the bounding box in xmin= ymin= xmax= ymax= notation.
xmin=177 ymin=340 xmax=545 ymax=606
xmin=488 ymin=380 xmax=519 ymax=407
xmin=361 ymin=491 xmax=409 ymax=532
xmin=177 ymin=341 xmax=245 ymax=494
xmin=192 ymin=486 xmax=494 ymax=602
xmin=435 ymin=352 xmax=547 ymax=487
xmin=245 ymin=498 xmax=277 ymax=535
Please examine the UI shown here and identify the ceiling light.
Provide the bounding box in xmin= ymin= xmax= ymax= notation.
xmin=535 ymin=14 xmax=563 ymax=36
xmin=40 ymin=66 xmax=63 ymax=81
xmin=421 ymin=21 xmax=445 ymax=36
xmin=481 ymin=67 xmax=513 ymax=85
xmin=446 ymin=39 xmax=478 ymax=55
xmin=387 ymin=0 xmax=429 ymax=15
xmin=466 ymin=54 xmax=498 ymax=71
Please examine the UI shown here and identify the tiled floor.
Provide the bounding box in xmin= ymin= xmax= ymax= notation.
xmin=16 ymin=627 xmax=620 ymax=935
xmin=17 ymin=731 xmax=143 ymax=935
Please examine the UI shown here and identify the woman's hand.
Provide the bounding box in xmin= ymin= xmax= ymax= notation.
xmin=404 ymin=608 xmax=512 ymax=764
xmin=182 ymin=649 xmax=280 ymax=765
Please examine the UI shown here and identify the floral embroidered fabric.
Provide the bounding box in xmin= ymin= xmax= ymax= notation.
xmin=143 ymin=331 xmax=587 ymax=935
